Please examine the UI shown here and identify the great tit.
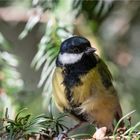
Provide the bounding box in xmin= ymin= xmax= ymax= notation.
xmin=52 ymin=36 xmax=123 ymax=137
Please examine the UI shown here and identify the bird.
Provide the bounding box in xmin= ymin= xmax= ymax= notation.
xmin=52 ymin=36 xmax=124 ymax=139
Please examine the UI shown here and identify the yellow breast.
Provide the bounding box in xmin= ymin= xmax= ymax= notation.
xmin=52 ymin=64 xmax=118 ymax=111
xmin=72 ymin=66 xmax=106 ymax=104
xmin=52 ymin=64 xmax=120 ymax=128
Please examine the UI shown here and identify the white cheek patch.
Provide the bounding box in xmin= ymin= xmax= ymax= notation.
xmin=58 ymin=53 xmax=83 ymax=65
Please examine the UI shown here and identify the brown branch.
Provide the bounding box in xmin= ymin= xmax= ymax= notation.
xmin=0 ymin=6 xmax=49 ymax=23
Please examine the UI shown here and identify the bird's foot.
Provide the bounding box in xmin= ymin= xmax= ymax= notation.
xmin=117 ymin=126 xmax=127 ymax=134
xmin=56 ymin=122 xmax=83 ymax=140
xmin=93 ymin=127 xmax=107 ymax=140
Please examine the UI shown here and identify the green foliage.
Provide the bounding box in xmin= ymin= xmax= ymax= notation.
xmin=31 ymin=19 xmax=72 ymax=107
xmin=19 ymin=0 xmax=59 ymax=39
xmin=0 ymin=108 xmax=68 ymax=140
xmin=111 ymin=110 xmax=140 ymax=140
xmin=0 ymin=34 xmax=22 ymax=120
xmin=73 ymin=0 xmax=113 ymax=17
xmin=0 ymin=34 xmax=23 ymax=95
xmin=32 ymin=0 xmax=59 ymax=11
xmin=0 ymin=108 xmax=44 ymax=139
xmin=0 ymin=109 xmax=140 ymax=140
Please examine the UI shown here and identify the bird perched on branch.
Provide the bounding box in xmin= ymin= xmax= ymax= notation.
xmin=52 ymin=36 xmax=124 ymax=139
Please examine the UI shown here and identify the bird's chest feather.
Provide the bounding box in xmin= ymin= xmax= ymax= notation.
xmin=63 ymin=67 xmax=118 ymax=123
xmin=53 ymin=65 xmax=118 ymax=123
xmin=63 ymin=66 xmax=105 ymax=106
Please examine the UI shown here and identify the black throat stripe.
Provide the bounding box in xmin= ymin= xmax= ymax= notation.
xmin=62 ymin=54 xmax=97 ymax=105
xmin=58 ymin=54 xmax=97 ymax=121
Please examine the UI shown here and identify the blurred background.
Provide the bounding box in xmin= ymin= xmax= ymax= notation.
xmin=0 ymin=0 xmax=140 ymax=132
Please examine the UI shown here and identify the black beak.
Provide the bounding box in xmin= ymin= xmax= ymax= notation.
xmin=85 ymin=47 xmax=96 ymax=54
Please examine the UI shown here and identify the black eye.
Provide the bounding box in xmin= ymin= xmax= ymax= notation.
xmin=73 ymin=48 xmax=80 ymax=53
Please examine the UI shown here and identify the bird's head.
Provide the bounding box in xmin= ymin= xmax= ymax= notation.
xmin=57 ymin=36 xmax=96 ymax=66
